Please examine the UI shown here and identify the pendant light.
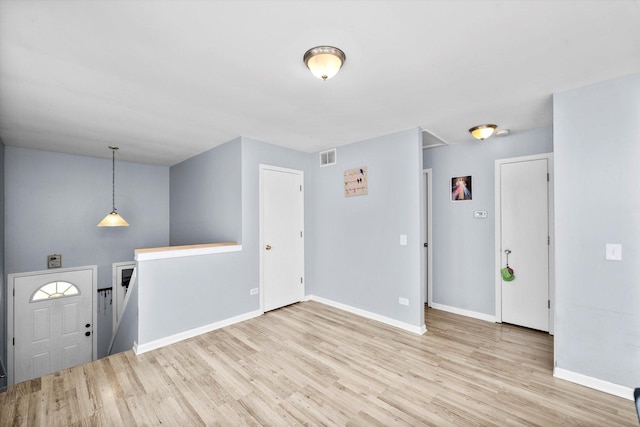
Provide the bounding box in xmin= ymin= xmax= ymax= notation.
xmin=304 ymin=46 xmax=346 ymax=81
xmin=98 ymin=146 xmax=129 ymax=227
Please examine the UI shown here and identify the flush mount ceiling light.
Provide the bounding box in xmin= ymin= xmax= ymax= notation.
xmin=303 ymin=46 xmax=346 ymax=81
xmin=469 ymin=124 xmax=498 ymax=140
xmin=98 ymin=146 xmax=129 ymax=227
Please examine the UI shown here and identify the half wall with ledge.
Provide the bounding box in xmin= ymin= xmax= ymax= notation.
xmin=111 ymin=242 xmax=262 ymax=356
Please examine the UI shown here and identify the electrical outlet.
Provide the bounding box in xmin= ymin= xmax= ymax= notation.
xmin=250 ymin=288 xmax=259 ymax=295
xmin=399 ymin=297 xmax=409 ymax=306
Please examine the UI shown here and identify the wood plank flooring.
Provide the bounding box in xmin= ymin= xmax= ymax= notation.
xmin=1 ymin=301 xmax=637 ymax=426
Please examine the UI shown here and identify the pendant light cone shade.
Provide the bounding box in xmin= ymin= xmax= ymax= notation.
xmin=98 ymin=146 xmax=129 ymax=227
xmin=98 ymin=212 xmax=129 ymax=227
xmin=469 ymin=124 xmax=497 ymax=140
xmin=304 ymin=46 xmax=346 ymax=80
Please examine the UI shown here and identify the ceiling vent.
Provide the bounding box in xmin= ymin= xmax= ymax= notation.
xmin=319 ymin=148 xmax=337 ymax=167
xmin=422 ymin=129 xmax=448 ymax=149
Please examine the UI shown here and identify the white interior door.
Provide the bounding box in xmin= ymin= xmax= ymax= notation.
xmin=500 ymin=158 xmax=550 ymax=331
xmin=12 ymin=268 xmax=95 ymax=384
xmin=261 ymin=165 xmax=304 ymax=312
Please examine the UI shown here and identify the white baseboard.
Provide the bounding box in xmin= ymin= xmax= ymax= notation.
xmin=429 ymin=302 xmax=496 ymax=323
xmin=553 ymin=367 xmax=633 ymax=401
xmin=306 ymin=295 xmax=426 ymax=335
xmin=135 ymin=310 xmax=263 ymax=355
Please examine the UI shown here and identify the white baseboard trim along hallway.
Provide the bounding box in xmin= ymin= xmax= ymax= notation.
xmin=134 ymin=310 xmax=263 ymax=354
xmin=553 ymin=367 xmax=633 ymax=401
xmin=429 ymin=302 xmax=496 ymax=323
xmin=305 ymin=295 xmax=427 ymax=335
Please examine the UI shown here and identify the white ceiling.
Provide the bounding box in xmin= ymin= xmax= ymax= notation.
xmin=1 ymin=1 xmax=639 ymax=166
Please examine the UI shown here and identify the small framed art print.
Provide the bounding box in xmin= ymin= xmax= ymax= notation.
xmin=451 ymin=175 xmax=472 ymax=201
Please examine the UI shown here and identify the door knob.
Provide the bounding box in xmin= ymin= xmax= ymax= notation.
xmin=85 ymin=332 xmax=91 ymax=337
xmin=85 ymin=323 xmax=91 ymax=328
xmin=265 ymin=245 xmax=272 ymax=250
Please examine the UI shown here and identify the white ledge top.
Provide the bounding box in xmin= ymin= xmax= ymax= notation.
xmin=135 ymin=242 xmax=242 ymax=261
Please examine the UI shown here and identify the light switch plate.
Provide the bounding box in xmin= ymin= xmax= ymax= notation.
xmin=605 ymin=244 xmax=622 ymax=261
xmin=400 ymin=234 xmax=407 ymax=246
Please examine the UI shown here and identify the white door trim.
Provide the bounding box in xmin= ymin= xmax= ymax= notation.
xmin=259 ymin=164 xmax=305 ymax=313
xmin=422 ymin=169 xmax=433 ymax=307
xmin=7 ymin=265 xmax=98 ymax=386
xmin=494 ymin=153 xmax=554 ymax=334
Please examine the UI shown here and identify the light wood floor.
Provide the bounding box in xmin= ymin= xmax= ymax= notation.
xmin=1 ymin=301 xmax=636 ymax=426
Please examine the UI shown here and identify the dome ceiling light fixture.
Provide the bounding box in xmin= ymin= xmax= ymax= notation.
xmin=469 ymin=124 xmax=498 ymax=140
xmin=303 ymin=46 xmax=346 ymax=81
xmin=98 ymin=146 xmax=129 ymax=227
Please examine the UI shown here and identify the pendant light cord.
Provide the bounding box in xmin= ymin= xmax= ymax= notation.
xmin=109 ymin=146 xmax=119 ymax=213
xmin=98 ymin=145 xmax=128 ymax=226
xmin=112 ymin=149 xmax=116 ymax=212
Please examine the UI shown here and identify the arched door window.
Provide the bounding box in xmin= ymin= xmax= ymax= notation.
xmin=31 ymin=281 xmax=80 ymax=302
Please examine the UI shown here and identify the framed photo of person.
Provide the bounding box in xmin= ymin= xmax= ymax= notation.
xmin=451 ymin=175 xmax=472 ymax=201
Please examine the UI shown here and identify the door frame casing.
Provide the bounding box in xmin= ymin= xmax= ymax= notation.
xmin=258 ymin=164 xmax=305 ymax=313
xmin=422 ymin=169 xmax=433 ymax=307
xmin=495 ymin=153 xmax=554 ymax=334
xmin=7 ymin=265 xmax=98 ymax=385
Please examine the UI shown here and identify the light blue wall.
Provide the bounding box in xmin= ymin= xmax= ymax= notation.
xmin=170 ymin=138 xmax=242 ymax=246
xmin=423 ymin=128 xmax=552 ymax=315
xmin=5 ymin=147 xmax=170 ymax=281
xmin=4 ymin=147 xmax=170 ymax=357
xmin=553 ymin=73 xmax=640 ymax=388
xmin=138 ymin=136 xmax=311 ymax=345
xmin=157 ymin=131 xmax=425 ymax=342
xmin=307 ymin=129 xmax=424 ymax=327
xmin=137 ymin=250 xmax=253 ymax=344
xmin=170 ymin=134 xmax=311 ymax=253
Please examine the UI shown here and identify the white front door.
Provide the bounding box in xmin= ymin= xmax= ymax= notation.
xmin=260 ymin=165 xmax=304 ymax=312
xmin=11 ymin=267 xmax=96 ymax=384
xmin=499 ymin=158 xmax=550 ymax=331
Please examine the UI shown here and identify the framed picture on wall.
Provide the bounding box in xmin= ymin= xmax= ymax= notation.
xmin=344 ymin=166 xmax=368 ymax=197
xmin=451 ymin=175 xmax=472 ymax=201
